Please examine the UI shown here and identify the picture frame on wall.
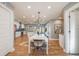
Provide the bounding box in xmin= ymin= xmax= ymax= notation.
xmin=54 ymin=24 xmax=62 ymax=34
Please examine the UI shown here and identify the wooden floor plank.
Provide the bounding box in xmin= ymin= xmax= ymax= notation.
xmin=7 ymin=35 xmax=66 ymax=56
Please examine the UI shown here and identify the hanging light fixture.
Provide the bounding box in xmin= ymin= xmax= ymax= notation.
xmin=34 ymin=9 xmax=42 ymax=25
xmin=37 ymin=10 xmax=40 ymax=25
xmin=36 ymin=10 xmax=41 ymax=35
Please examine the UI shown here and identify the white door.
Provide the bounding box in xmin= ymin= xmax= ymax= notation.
xmin=70 ymin=10 xmax=79 ymax=54
xmin=64 ymin=11 xmax=70 ymax=53
xmin=69 ymin=11 xmax=76 ymax=54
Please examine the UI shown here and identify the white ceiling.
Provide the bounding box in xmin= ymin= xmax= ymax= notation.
xmin=11 ymin=2 xmax=69 ymax=24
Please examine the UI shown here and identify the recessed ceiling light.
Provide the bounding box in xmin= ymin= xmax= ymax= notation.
xmin=27 ymin=6 xmax=31 ymax=9
xmin=23 ymin=16 xmax=26 ymax=18
xmin=48 ymin=6 xmax=51 ymax=9
xmin=44 ymin=16 xmax=46 ymax=18
xmin=32 ymin=15 xmax=35 ymax=17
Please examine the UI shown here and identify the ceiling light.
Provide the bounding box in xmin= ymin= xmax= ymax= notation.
xmin=32 ymin=15 xmax=35 ymax=17
xmin=44 ymin=16 xmax=46 ymax=18
xmin=27 ymin=6 xmax=31 ymax=9
xmin=23 ymin=16 xmax=26 ymax=18
xmin=48 ymin=6 xmax=51 ymax=9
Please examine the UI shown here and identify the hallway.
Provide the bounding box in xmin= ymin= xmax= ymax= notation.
xmin=1 ymin=2 xmax=79 ymax=56
xmin=7 ymin=35 xmax=66 ymax=56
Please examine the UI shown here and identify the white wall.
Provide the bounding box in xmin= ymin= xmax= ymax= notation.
xmin=46 ymin=21 xmax=59 ymax=40
xmin=0 ymin=3 xmax=14 ymax=55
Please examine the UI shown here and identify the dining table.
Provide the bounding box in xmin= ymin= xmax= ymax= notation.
xmin=28 ymin=33 xmax=48 ymax=55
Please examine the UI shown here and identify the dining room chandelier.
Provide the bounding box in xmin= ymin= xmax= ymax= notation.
xmin=37 ymin=10 xmax=41 ymax=26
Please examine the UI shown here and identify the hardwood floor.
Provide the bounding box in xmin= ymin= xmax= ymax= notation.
xmin=48 ymin=40 xmax=66 ymax=56
xmin=7 ymin=34 xmax=66 ymax=56
xmin=7 ymin=35 xmax=28 ymax=56
xmin=30 ymin=48 xmax=46 ymax=56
